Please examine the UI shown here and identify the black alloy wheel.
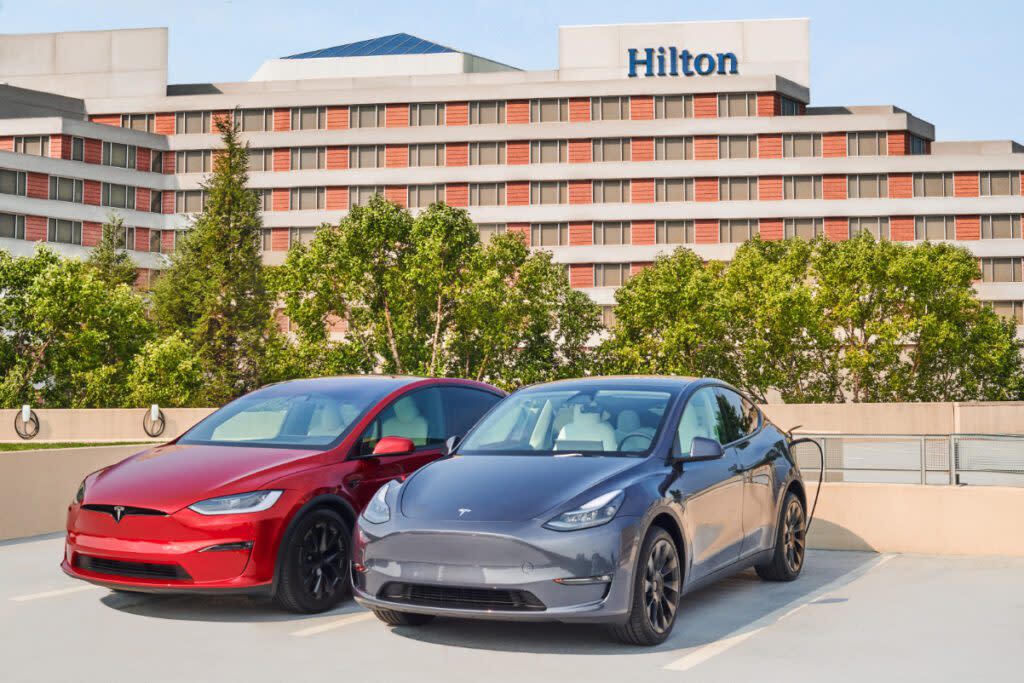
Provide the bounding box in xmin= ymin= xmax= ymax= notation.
xmin=610 ymin=526 xmax=682 ymax=646
xmin=756 ymin=490 xmax=807 ymax=582
xmin=274 ymin=508 xmax=352 ymax=613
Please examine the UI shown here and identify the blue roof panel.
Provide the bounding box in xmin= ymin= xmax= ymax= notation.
xmin=283 ymin=33 xmax=456 ymax=60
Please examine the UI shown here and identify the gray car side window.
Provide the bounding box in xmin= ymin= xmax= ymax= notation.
xmin=676 ymin=387 xmax=724 ymax=454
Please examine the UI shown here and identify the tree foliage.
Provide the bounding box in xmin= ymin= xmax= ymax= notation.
xmin=86 ymin=213 xmax=138 ymax=288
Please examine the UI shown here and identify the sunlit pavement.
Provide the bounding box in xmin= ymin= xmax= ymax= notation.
xmin=2 ymin=535 xmax=1022 ymax=682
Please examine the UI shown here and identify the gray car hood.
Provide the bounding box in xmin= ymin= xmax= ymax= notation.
xmin=399 ymin=454 xmax=636 ymax=523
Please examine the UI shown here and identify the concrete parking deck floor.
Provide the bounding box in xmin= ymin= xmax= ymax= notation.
xmin=2 ymin=535 xmax=1022 ymax=682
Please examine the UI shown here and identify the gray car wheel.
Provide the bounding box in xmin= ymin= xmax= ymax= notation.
xmin=609 ymin=526 xmax=682 ymax=646
xmin=756 ymin=491 xmax=806 ymax=582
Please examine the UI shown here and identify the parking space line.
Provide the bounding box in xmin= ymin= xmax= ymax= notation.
xmin=10 ymin=585 xmax=101 ymax=602
xmin=663 ymin=553 xmax=896 ymax=671
xmin=290 ymin=611 xmax=376 ymax=637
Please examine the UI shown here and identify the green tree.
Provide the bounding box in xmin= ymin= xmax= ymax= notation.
xmin=151 ymin=115 xmax=277 ymax=404
xmin=86 ymin=213 xmax=137 ymax=288
xmin=0 ymin=247 xmax=152 ymax=408
xmin=125 ymin=332 xmax=206 ymax=408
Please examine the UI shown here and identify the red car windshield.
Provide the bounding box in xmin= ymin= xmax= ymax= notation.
xmin=179 ymin=382 xmax=395 ymax=449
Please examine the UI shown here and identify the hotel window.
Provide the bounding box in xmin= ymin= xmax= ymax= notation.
xmin=469 ymin=101 xmax=505 ymax=125
xmin=49 ymin=176 xmax=83 ymax=203
xmin=71 ymin=137 xmax=85 ymax=162
xmin=530 ymin=181 xmax=567 ymax=205
xmin=409 ymin=143 xmax=444 ymax=167
xmin=261 ymin=229 xmax=273 ymax=251
xmin=291 ymin=107 xmax=326 ymax=130
xmin=350 ymin=186 xmax=384 ymax=207
xmin=47 ymin=218 xmax=82 ymax=245
xmin=980 ymin=171 xmax=1021 ymax=196
xmin=655 ymin=178 xmax=694 ymax=202
xmin=176 ymin=190 xmax=206 ymax=213
xmin=289 ymin=227 xmax=316 ymax=247
xmin=469 ymin=141 xmax=505 ymax=165
xmin=239 ymin=108 xmax=273 ymax=132
xmin=784 ymin=176 xmax=823 ymax=200
xmin=594 ymin=263 xmax=630 ymax=287
xmin=350 ymin=145 xmax=386 ymax=169
xmin=718 ymin=93 xmax=756 ymax=117
xmin=0 ymin=169 xmax=26 ymax=196
xmin=601 ymin=305 xmax=617 ymax=329
xmin=176 ymin=149 xmax=212 ymax=174
xmin=150 ymin=190 xmax=163 ymax=213
xmin=408 ymin=184 xmax=445 ymax=208
xmin=531 ymin=223 xmax=568 ymax=247
xmin=655 ymin=136 xmax=693 ymax=161
xmin=593 ymin=179 xmax=630 ymax=203
xmin=848 ymin=174 xmax=888 ymax=199
xmin=719 ymin=177 xmax=758 ymax=201
xmin=593 ymin=221 xmax=631 ymax=245
xmin=350 ymin=104 xmax=385 ymax=129
xmin=784 ymin=218 xmax=824 ymax=239
xmin=720 ymin=219 xmax=757 ymax=243
xmin=783 ymin=133 xmax=821 ymax=158
xmin=654 ymin=94 xmax=693 ymax=119
xmin=150 ymin=150 xmax=163 ymax=173
xmin=908 ymin=134 xmax=929 ymax=155
xmin=121 ymin=113 xmax=154 ymax=132
xmin=989 ymin=301 xmax=1024 ymax=324
xmin=719 ymin=135 xmax=757 ymax=159
xmin=116 ymin=225 xmax=136 ymax=250
xmin=981 ymin=215 xmax=1022 ymax=239
xmin=592 ymin=138 xmax=631 ymax=162
xmin=0 ymin=213 xmax=25 ymax=240
xmin=290 ymin=187 xmax=326 ymax=210
xmin=176 ymin=111 xmax=211 ymax=134
xmin=531 ymin=140 xmax=567 ymax=163
xmin=780 ymin=96 xmax=802 ymax=116
xmin=530 ymin=98 xmax=568 ymax=123
xmin=848 ymin=132 xmax=887 ymax=156
xmin=102 ymin=183 xmax=135 ymax=209
xmin=101 ymin=142 xmax=136 ymax=168
xmin=849 ymin=217 xmax=891 ymax=240
xmin=410 ymin=103 xmax=445 ymax=126
xmin=478 ymin=223 xmax=506 ymax=243
xmin=290 ymin=147 xmax=326 ymax=170
xmin=248 ymin=148 xmax=273 ymax=172
xmin=14 ymin=136 xmax=49 ymax=157
xmin=656 ymin=220 xmax=694 ymax=244
xmin=914 ymin=215 xmax=954 ymax=240
xmin=255 ymin=189 xmax=273 ymax=212
xmin=591 ymin=96 xmax=629 ymax=121
xmin=150 ymin=229 xmax=164 ymax=254
xmin=913 ymin=173 xmax=954 ymax=198
xmin=981 ymin=258 xmax=1023 ymax=283
xmin=469 ymin=183 xmax=505 ymax=206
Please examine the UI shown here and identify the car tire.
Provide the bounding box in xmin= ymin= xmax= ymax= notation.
xmin=274 ymin=508 xmax=352 ymax=613
xmin=755 ymin=491 xmax=807 ymax=582
xmin=372 ymin=609 xmax=436 ymax=626
xmin=609 ymin=526 xmax=682 ymax=646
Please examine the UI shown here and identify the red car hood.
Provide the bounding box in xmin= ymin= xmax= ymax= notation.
xmin=84 ymin=443 xmax=325 ymax=513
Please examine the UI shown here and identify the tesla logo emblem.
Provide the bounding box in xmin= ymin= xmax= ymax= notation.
xmin=112 ymin=506 xmax=125 ymax=523
xmin=458 ymin=508 xmax=471 ymax=517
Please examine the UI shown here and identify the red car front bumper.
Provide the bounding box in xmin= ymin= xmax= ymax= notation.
xmin=61 ymin=494 xmax=296 ymax=593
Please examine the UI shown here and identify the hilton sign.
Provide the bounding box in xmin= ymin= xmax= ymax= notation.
xmin=627 ymin=47 xmax=738 ymax=77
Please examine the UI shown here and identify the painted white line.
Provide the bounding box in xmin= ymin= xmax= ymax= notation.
xmin=10 ymin=584 xmax=102 ymax=602
xmin=663 ymin=553 xmax=896 ymax=671
xmin=290 ymin=611 xmax=376 ymax=637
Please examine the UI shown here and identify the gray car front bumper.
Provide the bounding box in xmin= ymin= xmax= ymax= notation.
xmin=352 ymin=516 xmax=642 ymax=623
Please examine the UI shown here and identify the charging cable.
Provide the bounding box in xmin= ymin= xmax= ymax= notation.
xmin=786 ymin=432 xmax=825 ymax=532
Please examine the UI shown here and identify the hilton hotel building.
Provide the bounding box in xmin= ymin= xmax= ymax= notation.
xmin=0 ymin=19 xmax=1022 ymax=332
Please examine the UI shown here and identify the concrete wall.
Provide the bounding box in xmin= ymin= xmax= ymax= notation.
xmin=762 ymin=402 xmax=1024 ymax=435
xmin=0 ymin=408 xmax=214 ymax=444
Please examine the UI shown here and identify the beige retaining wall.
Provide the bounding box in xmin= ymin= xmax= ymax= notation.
xmin=0 ymin=408 xmax=215 ymax=443
xmin=762 ymin=402 xmax=1024 ymax=435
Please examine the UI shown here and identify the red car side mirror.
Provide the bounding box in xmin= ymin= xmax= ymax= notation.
xmin=372 ymin=436 xmax=415 ymax=456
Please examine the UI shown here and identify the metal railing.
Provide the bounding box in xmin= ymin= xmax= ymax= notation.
xmin=790 ymin=433 xmax=1024 ymax=487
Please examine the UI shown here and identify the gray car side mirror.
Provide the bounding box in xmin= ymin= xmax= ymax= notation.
xmin=685 ymin=436 xmax=725 ymax=461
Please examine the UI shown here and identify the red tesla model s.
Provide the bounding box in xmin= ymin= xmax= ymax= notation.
xmin=62 ymin=376 xmax=505 ymax=612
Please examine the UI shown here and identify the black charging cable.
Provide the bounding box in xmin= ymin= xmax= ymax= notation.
xmin=786 ymin=431 xmax=825 ymax=532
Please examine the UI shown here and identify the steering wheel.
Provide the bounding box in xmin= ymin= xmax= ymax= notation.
xmin=618 ymin=432 xmax=653 ymax=451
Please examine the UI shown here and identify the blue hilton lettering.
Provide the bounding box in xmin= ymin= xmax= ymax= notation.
xmin=628 ymin=48 xmax=738 ymax=77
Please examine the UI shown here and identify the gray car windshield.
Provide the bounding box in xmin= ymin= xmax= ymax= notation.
xmin=458 ymin=388 xmax=674 ymax=456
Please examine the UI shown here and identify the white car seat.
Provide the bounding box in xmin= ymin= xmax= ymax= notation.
xmin=615 ymin=409 xmax=656 ymax=446
xmin=382 ymin=396 xmax=428 ymax=445
xmin=556 ymin=405 xmax=617 ymax=451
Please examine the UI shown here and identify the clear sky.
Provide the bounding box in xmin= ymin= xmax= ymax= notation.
xmin=1 ymin=0 xmax=1021 ymax=142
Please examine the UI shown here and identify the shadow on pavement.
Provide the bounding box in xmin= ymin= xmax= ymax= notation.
xmin=386 ymin=550 xmax=880 ymax=654
xmin=99 ymin=590 xmax=365 ymax=624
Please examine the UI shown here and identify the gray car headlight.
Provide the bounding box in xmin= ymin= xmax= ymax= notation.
xmin=361 ymin=481 xmax=395 ymax=525
xmin=188 ymin=490 xmax=283 ymax=516
xmin=544 ymin=490 xmax=625 ymax=531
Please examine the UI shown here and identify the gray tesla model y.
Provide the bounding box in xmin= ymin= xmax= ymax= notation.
xmin=352 ymin=376 xmax=807 ymax=645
